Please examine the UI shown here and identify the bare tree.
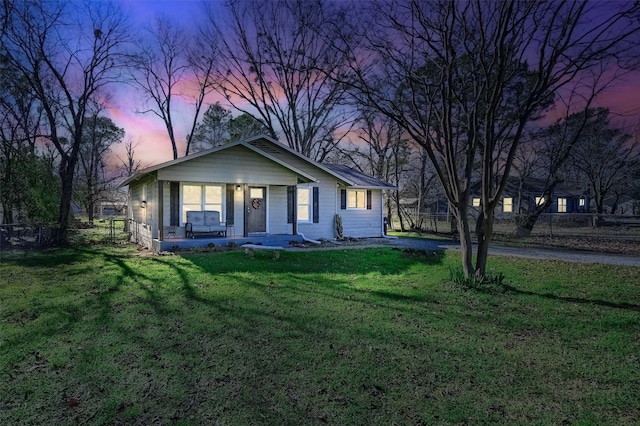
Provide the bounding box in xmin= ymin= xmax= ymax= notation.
xmin=130 ymin=16 xmax=217 ymax=159
xmin=337 ymin=109 xmax=415 ymax=230
xmin=76 ymin=115 xmax=125 ymax=223
xmin=511 ymin=65 xmax=625 ymax=236
xmin=117 ymin=137 xmax=142 ymax=177
xmin=205 ymin=0 xmax=355 ymax=161
xmin=570 ymin=109 xmax=639 ymax=220
xmin=1 ymin=0 xmax=130 ymax=242
xmin=340 ymin=0 xmax=640 ymax=279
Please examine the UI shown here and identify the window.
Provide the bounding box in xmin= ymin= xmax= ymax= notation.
xmin=472 ymin=198 xmax=481 ymax=207
xmin=182 ymin=184 xmax=223 ymax=222
xmin=297 ymin=187 xmax=311 ymax=222
xmin=579 ymin=198 xmax=585 ymax=207
xmin=250 ymin=187 xmax=263 ymax=199
xmin=348 ymin=189 xmax=366 ymax=209
xmin=535 ymin=196 xmax=546 ymax=206
xmin=503 ymin=197 xmax=513 ymax=213
xmin=557 ymin=197 xmax=567 ymax=213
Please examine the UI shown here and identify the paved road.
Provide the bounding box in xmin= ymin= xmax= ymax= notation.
xmin=386 ymin=236 xmax=640 ymax=267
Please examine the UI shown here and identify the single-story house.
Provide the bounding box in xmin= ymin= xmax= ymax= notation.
xmin=470 ymin=176 xmax=590 ymax=218
xmin=120 ymin=135 xmax=395 ymax=251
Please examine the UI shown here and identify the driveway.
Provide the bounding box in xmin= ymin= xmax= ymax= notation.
xmin=386 ymin=236 xmax=640 ymax=267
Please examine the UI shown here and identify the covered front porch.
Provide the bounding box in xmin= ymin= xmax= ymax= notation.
xmin=152 ymin=233 xmax=305 ymax=252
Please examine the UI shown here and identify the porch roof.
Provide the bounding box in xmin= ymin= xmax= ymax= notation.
xmin=119 ymin=136 xmax=318 ymax=187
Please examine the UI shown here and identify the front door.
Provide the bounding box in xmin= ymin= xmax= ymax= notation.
xmin=246 ymin=186 xmax=267 ymax=234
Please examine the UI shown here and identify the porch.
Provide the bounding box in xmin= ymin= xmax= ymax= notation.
xmin=152 ymin=233 xmax=304 ymax=252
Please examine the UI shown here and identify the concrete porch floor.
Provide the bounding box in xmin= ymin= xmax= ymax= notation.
xmin=153 ymin=234 xmax=305 ymax=252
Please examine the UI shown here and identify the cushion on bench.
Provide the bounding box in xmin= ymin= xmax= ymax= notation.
xmin=186 ymin=211 xmax=226 ymax=234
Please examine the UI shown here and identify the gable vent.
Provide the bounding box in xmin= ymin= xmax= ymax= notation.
xmin=249 ymin=140 xmax=282 ymax=156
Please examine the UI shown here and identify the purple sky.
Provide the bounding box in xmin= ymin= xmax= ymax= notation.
xmin=106 ymin=0 xmax=640 ymax=169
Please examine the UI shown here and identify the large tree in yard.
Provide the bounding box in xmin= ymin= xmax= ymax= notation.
xmin=570 ymin=110 xmax=640 ymax=220
xmin=1 ymin=0 xmax=130 ymax=242
xmin=129 ymin=16 xmax=218 ymax=158
xmin=340 ymin=0 xmax=640 ymax=279
xmin=205 ymin=0 xmax=355 ymax=161
xmin=76 ymin=115 xmax=125 ymax=224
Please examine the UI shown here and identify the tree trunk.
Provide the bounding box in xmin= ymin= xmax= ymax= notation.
xmin=86 ymin=177 xmax=95 ymax=224
xmin=511 ymin=209 xmax=542 ymax=237
xmin=475 ymin=209 xmax=494 ymax=279
xmin=87 ymin=198 xmax=95 ymax=224
xmin=395 ymin=189 xmax=405 ymax=231
xmin=53 ymin=171 xmax=74 ymax=243
xmin=453 ymin=204 xmax=474 ymax=278
xmin=52 ymin=152 xmax=79 ymax=244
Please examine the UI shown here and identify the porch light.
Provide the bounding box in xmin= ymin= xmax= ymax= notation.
xmin=236 ymin=185 xmax=242 ymax=191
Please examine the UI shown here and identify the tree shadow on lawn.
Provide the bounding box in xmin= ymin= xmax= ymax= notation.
xmin=181 ymin=247 xmax=445 ymax=276
xmin=148 ymin=254 xmax=448 ymax=331
xmin=0 ymin=247 xmax=96 ymax=268
xmin=503 ymin=284 xmax=640 ymax=312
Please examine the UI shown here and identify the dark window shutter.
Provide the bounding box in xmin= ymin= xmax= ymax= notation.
xmin=287 ymin=186 xmax=295 ymax=223
xmin=226 ymin=185 xmax=234 ymax=225
xmin=340 ymin=189 xmax=347 ymax=210
xmin=366 ymin=190 xmax=372 ymax=210
xmin=312 ymin=187 xmax=319 ymax=223
xmin=170 ymin=182 xmax=180 ymax=226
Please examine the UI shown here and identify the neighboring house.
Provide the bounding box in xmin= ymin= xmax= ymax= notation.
xmin=470 ymin=177 xmax=590 ymax=218
xmin=120 ymin=135 xmax=394 ymax=251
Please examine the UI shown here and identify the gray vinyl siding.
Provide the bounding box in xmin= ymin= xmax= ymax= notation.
xmin=297 ymin=179 xmax=338 ymax=240
xmin=268 ymin=185 xmax=290 ymax=234
xmin=339 ymin=189 xmax=384 ymax=238
xmin=157 ymin=145 xmax=299 ymax=186
xmin=129 ymin=177 xmax=156 ymax=229
xmin=128 ymin=175 xmax=158 ymax=247
xmin=247 ymin=142 xmax=386 ymax=239
xmin=232 ymin=186 xmax=244 ymax=236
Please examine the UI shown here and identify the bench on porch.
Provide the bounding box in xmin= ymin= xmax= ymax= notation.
xmin=185 ymin=210 xmax=226 ymax=238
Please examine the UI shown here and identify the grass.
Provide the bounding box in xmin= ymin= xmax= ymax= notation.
xmin=1 ymin=241 xmax=639 ymax=425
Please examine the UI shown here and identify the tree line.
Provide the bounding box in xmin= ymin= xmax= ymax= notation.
xmin=1 ymin=0 xmax=639 ymax=279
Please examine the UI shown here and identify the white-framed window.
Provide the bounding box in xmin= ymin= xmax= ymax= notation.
xmin=182 ymin=183 xmax=223 ymax=223
xmin=557 ymin=197 xmax=567 ymax=213
xmin=347 ymin=189 xmax=367 ymax=209
xmin=503 ymin=197 xmax=513 ymax=213
xmin=472 ymin=198 xmax=481 ymax=207
xmin=579 ymin=198 xmax=585 ymax=207
xmin=535 ymin=196 xmax=546 ymax=206
xmin=297 ymin=187 xmax=311 ymax=222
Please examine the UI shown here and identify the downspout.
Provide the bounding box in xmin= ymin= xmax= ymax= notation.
xmin=297 ymin=232 xmax=321 ymax=245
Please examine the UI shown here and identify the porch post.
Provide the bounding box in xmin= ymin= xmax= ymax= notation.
xmin=158 ymin=180 xmax=164 ymax=240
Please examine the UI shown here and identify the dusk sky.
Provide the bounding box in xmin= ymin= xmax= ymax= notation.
xmin=106 ymin=0 xmax=222 ymax=168
xmin=106 ymin=0 xmax=640 ymax=169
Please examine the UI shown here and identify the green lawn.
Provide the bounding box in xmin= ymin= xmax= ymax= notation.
xmin=1 ymin=243 xmax=639 ymax=425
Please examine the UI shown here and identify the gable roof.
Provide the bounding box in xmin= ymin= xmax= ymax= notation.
xmin=119 ymin=135 xmax=317 ymax=187
xmin=119 ymin=135 xmax=394 ymax=189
